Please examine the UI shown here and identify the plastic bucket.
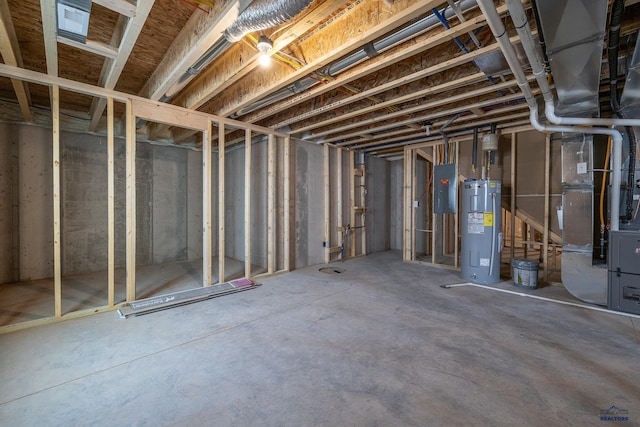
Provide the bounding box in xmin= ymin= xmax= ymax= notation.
xmin=512 ymin=259 xmax=539 ymax=289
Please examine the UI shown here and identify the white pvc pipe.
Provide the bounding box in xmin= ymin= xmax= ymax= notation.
xmin=446 ymin=282 xmax=640 ymax=319
xmin=476 ymin=0 xmax=624 ymax=230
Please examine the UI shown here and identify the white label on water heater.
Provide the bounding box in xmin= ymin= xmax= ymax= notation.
xmin=468 ymin=212 xmax=484 ymax=234
xmin=480 ymin=258 xmax=490 ymax=267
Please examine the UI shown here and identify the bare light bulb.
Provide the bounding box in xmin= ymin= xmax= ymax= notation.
xmin=259 ymin=52 xmax=271 ymax=67
xmin=257 ymin=34 xmax=273 ymax=67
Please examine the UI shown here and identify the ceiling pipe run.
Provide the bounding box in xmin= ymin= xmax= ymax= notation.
xmin=164 ymin=0 xmax=314 ymax=99
xmin=235 ymin=0 xmax=480 ymax=118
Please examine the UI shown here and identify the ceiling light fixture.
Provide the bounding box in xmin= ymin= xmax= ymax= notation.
xmin=56 ymin=0 xmax=92 ymax=43
xmin=257 ymin=34 xmax=273 ymax=67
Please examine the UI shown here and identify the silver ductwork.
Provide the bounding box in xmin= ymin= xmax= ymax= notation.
xmin=477 ymin=0 xmax=631 ymax=306
xmin=224 ymin=0 xmax=314 ymax=42
xmin=533 ymin=0 xmax=609 ymax=117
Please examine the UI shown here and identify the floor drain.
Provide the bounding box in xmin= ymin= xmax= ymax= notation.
xmin=319 ymin=267 xmax=345 ymax=274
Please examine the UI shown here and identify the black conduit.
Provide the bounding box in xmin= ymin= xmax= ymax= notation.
xmin=608 ymin=0 xmax=635 ymax=221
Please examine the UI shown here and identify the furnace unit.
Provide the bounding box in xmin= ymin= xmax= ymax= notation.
xmin=608 ymin=231 xmax=640 ymax=315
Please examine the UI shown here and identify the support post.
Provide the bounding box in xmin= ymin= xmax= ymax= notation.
xmin=350 ymin=149 xmax=356 ymax=257
xmin=245 ymin=129 xmax=252 ymax=278
xmin=52 ymin=84 xmax=61 ymax=317
xmin=324 ymin=144 xmax=330 ymax=264
xmin=510 ymin=132 xmax=516 ymax=262
xmin=283 ymin=136 xmax=291 ymax=271
xmin=267 ymin=134 xmax=275 ymax=274
xmin=454 ymin=140 xmax=459 ymax=268
xmin=218 ymin=123 xmax=225 ymax=283
xmin=202 ymin=120 xmax=212 ymax=286
xmin=337 ymin=147 xmax=343 ymax=259
xmin=125 ymin=99 xmax=136 ymax=302
xmin=543 ymin=133 xmax=551 ymax=282
xmin=107 ymin=97 xmax=115 ymax=306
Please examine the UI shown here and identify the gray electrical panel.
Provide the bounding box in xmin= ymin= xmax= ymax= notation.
xmin=434 ymin=164 xmax=457 ymax=214
xmin=607 ymin=231 xmax=640 ymax=314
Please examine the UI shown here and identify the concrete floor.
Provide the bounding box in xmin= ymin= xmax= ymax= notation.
xmin=0 ymin=257 xmax=264 ymax=326
xmin=1 ymin=251 xmax=638 ymax=426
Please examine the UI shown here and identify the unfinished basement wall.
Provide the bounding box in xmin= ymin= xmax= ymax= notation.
xmin=390 ymin=159 xmax=403 ymax=251
xmin=0 ymin=124 xmax=53 ymax=283
xmin=366 ymin=156 xmax=391 ymax=253
xmin=293 ymin=141 xmax=325 ymax=268
xmin=0 ymin=122 xmax=207 ymax=284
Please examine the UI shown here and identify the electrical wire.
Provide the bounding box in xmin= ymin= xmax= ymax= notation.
xmin=599 ymin=136 xmax=612 ymax=229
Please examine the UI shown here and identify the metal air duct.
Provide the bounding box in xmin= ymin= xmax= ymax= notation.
xmin=224 ymin=0 xmax=315 ymax=42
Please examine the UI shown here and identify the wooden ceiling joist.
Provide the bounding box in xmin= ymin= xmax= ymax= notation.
xmin=40 ymin=0 xmax=59 ymax=76
xmin=352 ymin=107 xmax=530 ymax=150
xmin=186 ymin=0 xmax=450 ymax=117
xmin=309 ymin=77 xmax=529 ymax=141
xmin=93 ymin=0 xmax=137 ymax=17
xmin=0 ymin=1 xmax=32 ymax=121
xmin=267 ymin=32 xmax=523 ymax=131
xmin=89 ymin=0 xmax=155 ymax=131
xmin=173 ymin=0 xmax=349 ymax=111
xmin=57 ymin=36 xmax=119 ymax=58
xmin=247 ymin=6 xmax=510 ymax=126
xmin=325 ymin=91 xmax=525 ymax=144
xmin=139 ymin=0 xmax=252 ymax=102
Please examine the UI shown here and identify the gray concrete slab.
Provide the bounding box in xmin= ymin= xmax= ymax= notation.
xmin=1 ymin=251 xmax=638 ymax=426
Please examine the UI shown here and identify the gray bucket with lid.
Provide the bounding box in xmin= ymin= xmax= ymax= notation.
xmin=512 ymin=259 xmax=539 ymax=289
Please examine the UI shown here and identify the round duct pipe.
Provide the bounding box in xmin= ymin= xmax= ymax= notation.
xmin=224 ymin=0 xmax=314 ymax=43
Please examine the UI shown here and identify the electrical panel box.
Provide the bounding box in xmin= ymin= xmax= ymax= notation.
xmin=434 ymin=164 xmax=457 ymax=214
xmin=607 ymin=231 xmax=640 ymax=314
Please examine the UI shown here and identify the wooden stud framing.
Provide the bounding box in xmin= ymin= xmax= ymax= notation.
xmin=510 ymin=132 xmax=516 ymax=262
xmin=402 ymin=148 xmax=411 ymax=261
xmin=267 ymin=134 xmax=275 ymax=274
xmin=218 ymin=123 xmax=225 ymax=283
xmin=360 ymin=151 xmax=367 ymax=256
xmin=93 ymin=0 xmax=137 ymax=17
xmin=89 ymin=0 xmax=156 ymax=131
xmin=337 ymin=148 xmax=343 ymax=259
xmin=431 ymin=146 xmax=436 ymax=264
xmin=52 ymin=85 xmax=62 ymax=317
xmin=0 ymin=0 xmax=32 ymax=121
xmin=454 ymin=141 xmax=459 ymax=268
xmin=543 ymin=133 xmax=551 ymax=282
xmin=39 ymin=0 xmax=58 ymax=76
xmin=245 ymin=129 xmax=252 ymax=278
xmin=283 ymin=136 xmax=291 ymax=271
xmin=125 ymin=100 xmax=136 ymax=302
xmin=350 ymin=150 xmax=356 ymax=258
xmin=202 ymin=120 xmax=212 ymax=286
xmin=324 ymin=144 xmax=330 ymax=264
xmin=107 ymin=97 xmax=115 ymax=306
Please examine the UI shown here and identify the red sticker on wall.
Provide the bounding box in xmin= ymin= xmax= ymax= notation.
xmin=440 ymin=179 xmax=449 ymax=185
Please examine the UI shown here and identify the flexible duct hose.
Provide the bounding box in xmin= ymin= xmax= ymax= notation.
xmin=224 ymin=0 xmax=314 ymax=43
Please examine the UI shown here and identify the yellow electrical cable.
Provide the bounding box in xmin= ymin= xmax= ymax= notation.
xmin=599 ymin=136 xmax=612 ymax=228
